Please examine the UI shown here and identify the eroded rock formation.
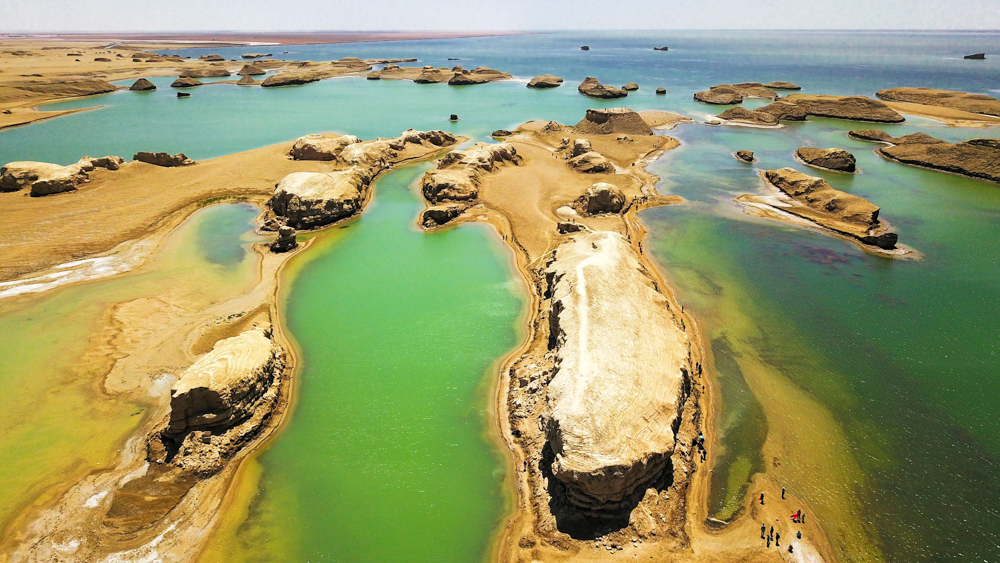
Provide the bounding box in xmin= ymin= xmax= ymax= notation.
xmin=875 ymin=87 xmax=1000 ymax=116
xmin=270 ymin=226 xmax=297 ymax=253
xmin=781 ymin=94 xmax=905 ymax=123
xmin=171 ymin=77 xmax=203 ymax=88
xmin=578 ymin=77 xmax=627 ymax=99
xmin=574 ymin=108 xmax=653 ymax=136
xmin=237 ymin=63 xmax=266 ymax=76
xmin=735 ymin=150 xmax=755 ymax=163
xmin=544 ymin=231 xmax=690 ymax=511
xmin=1 ymin=155 xmax=123 ymax=196
xmin=796 ymin=147 xmax=857 ymax=172
xmin=755 ymin=100 xmax=808 ymax=121
xmin=575 ymin=182 xmax=626 ymax=215
xmin=420 ymin=142 xmax=521 ymax=205
xmin=717 ymin=106 xmax=779 ymax=126
xmin=129 ymin=78 xmax=156 ymax=91
xmin=134 ymin=152 xmax=195 ymax=167
xmin=763 ymin=81 xmax=801 ymax=90
xmin=694 ymin=82 xmax=778 ymax=105
xmin=289 ymin=133 xmax=363 ymax=161
xmin=868 ymin=134 xmax=1000 ymax=184
xmin=179 ymin=67 xmax=231 ymax=78
xmin=528 ymin=74 xmax=564 ymax=89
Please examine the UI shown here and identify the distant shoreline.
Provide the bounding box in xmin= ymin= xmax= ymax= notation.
xmin=0 ymin=31 xmax=530 ymax=48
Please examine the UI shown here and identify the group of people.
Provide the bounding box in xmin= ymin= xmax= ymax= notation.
xmin=757 ymin=488 xmax=804 ymax=556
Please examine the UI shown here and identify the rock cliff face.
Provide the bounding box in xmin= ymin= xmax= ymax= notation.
xmin=875 ymin=87 xmax=1000 ymax=117
xmin=694 ymin=82 xmax=778 ymax=104
xmin=289 ymin=133 xmax=363 ymax=161
xmin=544 ymin=231 xmax=690 ymax=511
xmin=421 ymin=142 xmax=521 ymax=204
xmin=578 ymin=77 xmax=628 ymax=99
xmin=756 ymin=100 xmax=808 ymax=121
xmin=528 ymin=74 xmax=564 ymax=89
xmin=133 ymin=152 xmax=195 ymax=167
xmin=1 ymin=155 xmax=123 ymax=196
xmin=148 ymin=329 xmax=286 ymax=476
xmin=796 ymin=147 xmax=857 ymax=172
xmin=575 ymin=182 xmax=625 ymax=214
xmin=717 ymin=106 xmax=779 ymax=126
xmin=574 ymin=108 xmax=653 ymax=135
xmin=270 ymin=170 xmax=368 ymax=229
xmin=270 ymin=225 xmax=298 ymax=253
xmin=879 ymin=137 xmax=1000 ymax=184
xmin=781 ymin=94 xmax=904 ymax=123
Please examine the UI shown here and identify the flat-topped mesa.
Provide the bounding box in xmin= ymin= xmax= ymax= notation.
xmin=0 ymin=155 xmax=123 ymax=196
xmin=578 ymin=77 xmax=628 ymax=99
xmin=527 ymin=74 xmax=564 ymax=89
xmin=781 ymin=94 xmax=905 ymax=123
xmin=149 ymin=328 xmax=285 ymax=476
xmin=447 ymin=67 xmax=512 ymax=85
xmin=875 ymin=87 xmax=1000 ymax=117
xmin=289 ymin=133 xmax=363 ymax=161
xmin=420 ymin=142 xmax=522 ymax=205
xmin=717 ymin=106 xmax=779 ymax=126
xmin=171 ymin=77 xmax=203 ymax=88
xmin=848 ymin=129 xmax=947 ymax=146
xmin=574 ymin=108 xmax=653 ymax=136
xmin=756 ymin=100 xmax=808 ymax=121
xmin=366 ymin=65 xmax=510 ymax=85
xmin=262 ymin=58 xmax=373 ymax=87
xmin=694 ymin=82 xmax=778 ymax=105
xmin=796 ymin=147 xmax=857 ymax=172
xmin=760 ymin=168 xmax=898 ymax=248
xmin=878 ymin=136 xmax=1000 ymax=184
xmin=133 ymin=151 xmax=195 ymax=167
xmin=764 ymin=81 xmax=801 ymax=90
xmin=178 ymin=67 xmax=231 ymax=78
xmin=544 ymin=231 xmax=690 ymax=512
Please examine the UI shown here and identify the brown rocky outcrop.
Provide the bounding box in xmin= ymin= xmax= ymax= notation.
xmin=567 ymin=151 xmax=613 ymax=173
xmin=756 ymin=100 xmax=808 ymax=121
xmin=237 ymin=64 xmax=266 ymax=76
xmin=527 ymin=74 xmax=563 ymax=89
xmin=1 ymin=155 xmax=123 ymax=196
xmin=655 ymin=87 xmax=666 ymax=95
xmin=796 ymin=147 xmax=857 ymax=172
xmin=574 ymin=182 xmax=626 ymax=215
xmin=544 ymin=231 xmax=690 ymax=511
xmin=622 ymin=82 xmax=639 ymax=91
xmin=270 ymin=170 xmax=369 ymax=229
xmin=262 ymin=59 xmax=372 ymax=88
xmin=171 ymin=77 xmax=203 ymax=88
xmin=199 ymin=54 xmax=225 ymax=62
xmin=148 ymin=329 xmax=285 ymax=476
xmin=763 ymin=81 xmax=801 ymax=90
xmin=717 ymin=106 xmax=779 ymax=126
xmin=133 ymin=152 xmax=195 ymax=167
xmin=447 ymin=67 xmax=511 ymax=85
xmin=237 ymin=76 xmax=257 ymax=86
xmin=289 ymin=133 xmax=363 ymax=161
xmin=269 ymin=226 xmax=298 ymax=253
xmin=9 ymin=78 xmax=118 ymax=99
xmin=875 ymin=87 xmax=1000 ymax=117
xmin=964 ymin=53 xmax=986 ymax=60
xmin=129 ymin=78 xmax=156 ymax=91
xmin=735 ymin=150 xmax=755 ymax=163
xmin=694 ymin=82 xmax=778 ymax=105
xmin=574 ymin=108 xmax=653 ymax=136
xmin=781 ymin=94 xmax=904 ymax=123
xmin=578 ymin=77 xmax=627 ymax=99
xmin=877 ymin=136 xmax=1000 ymax=184
xmin=179 ymin=67 xmax=231 ymax=78
xmin=848 ymin=129 xmax=946 ymax=145
xmin=242 ymin=53 xmax=272 ymax=59
xmin=419 ymin=204 xmax=465 ymax=228
xmin=421 ymin=143 xmax=521 ymax=204
xmin=492 ymin=129 xmax=513 ymax=137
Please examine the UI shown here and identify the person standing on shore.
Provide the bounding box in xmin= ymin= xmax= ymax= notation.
xmin=782 ymin=487 xmax=786 ymax=499
xmin=760 ymin=492 xmax=765 ymax=505
xmin=775 ymin=532 xmax=780 ymax=547
xmin=761 ymin=523 xmax=766 ymax=539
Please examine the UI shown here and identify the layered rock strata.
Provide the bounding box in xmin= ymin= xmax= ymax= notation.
xmin=1 ymin=155 xmax=123 ymax=196
xmin=781 ymin=94 xmax=904 ymax=123
xmin=875 ymin=87 xmax=1000 ymax=116
xmin=717 ymin=106 xmax=779 ymax=126
xmin=693 ymin=82 xmax=778 ymax=104
xmin=574 ymin=108 xmax=652 ymax=136
xmin=544 ymin=231 xmax=690 ymax=511
xmin=528 ymin=74 xmax=564 ymax=89
xmin=420 ymin=143 xmax=521 ymax=205
xmin=862 ymin=134 xmax=1000 ymax=184
xmin=134 ymin=151 xmax=195 ymax=167
xmin=578 ymin=77 xmax=627 ymax=99
xmin=795 ymin=147 xmax=857 ymax=172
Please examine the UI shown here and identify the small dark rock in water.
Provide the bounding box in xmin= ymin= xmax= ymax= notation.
xmin=447 ymin=57 xmax=461 ymax=60
xmin=735 ymin=150 xmax=755 ymax=163
xmin=177 ymin=92 xmax=191 ymax=98
xmin=653 ymin=46 xmax=669 ymax=51
xmin=656 ymin=87 xmax=666 ymax=95
xmin=270 ymin=226 xmax=298 ymax=253
xmin=580 ymin=45 xmax=590 ymax=51
xmin=449 ymin=114 xmax=460 ymax=121
xmin=862 ymin=232 xmax=898 ymax=250
xmin=964 ymin=53 xmax=986 ymax=60
xmin=492 ymin=129 xmax=513 ymax=137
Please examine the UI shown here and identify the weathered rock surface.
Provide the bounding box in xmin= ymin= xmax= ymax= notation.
xmin=875 ymin=87 xmax=1000 ymax=117
xmin=796 ymin=147 xmax=857 ymax=172
xmin=575 ymin=182 xmax=626 ymax=215
xmin=718 ymin=106 xmax=779 ymax=126
xmin=760 ymin=168 xmax=890 ymax=242
xmin=237 ymin=63 xmax=266 ymax=76
xmin=8 ymin=78 xmax=118 ymax=99
xmin=848 ymin=129 xmax=946 ymax=145
xmin=269 ymin=225 xmax=298 ymax=253
xmin=527 ymin=74 xmax=564 ymax=89
xmin=782 ymin=94 xmax=904 ymax=123
xmin=133 ymin=152 xmax=195 ymax=167
xmin=421 ymin=143 xmax=521 ymax=204
xmin=879 ymin=136 xmax=1000 ymax=184
xmin=171 ymin=77 xmax=203 ymax=88
xmin=544 ymin=231 xmax=690 ymax=510
xmin=694 ymin=82 xmax=778 ymax=105
xmin=964 ymin=53 xmax=986 ymax=60
xmin=237 ymin=76 xmax=257 ymax=86
xmin=289 ymin=133 xmax=363 ymax=161
xmin=622 ymin=82 xmax=639 ymax=91
xmin=492 ymin=129 xmax=513 ymax=137
xmin=270 ymin=170 xmax=368 ymax=229
xmin=735 ymin=150 xmax=755 ymax=163
xmin=655 ymin=87 xmax=666 ymax=95
xmin=653 ymin=46 xmax=669 ymax=51
xmin=574 ymin=108 xmax=652 ymax=136
xmin=179 ymin=67 xmax=231 ymax=78
xmin=242 ymin=53 xmax=272 ymax=59
xmin=756 ymin=100 xmax=808 ymax=121
xmin=262 ymin=59 xmax=372 ymax=88
xmin=129 ymin=78 xmax=156 ymax=91
xmin=199 ymin=54 xmax=225 ymax=62
xmin=446 ymin=67 xmax=511 ymax=85
xmin=567 ymin=151 xmax=613 ymax=174
xmin=1 ymin=155 xmax=123 ymax=196
xmin=419 ymin=204 xmax=465 ymax=228
xmin=578 ymin=77 xmax=627 ymax=99
xmin=763 ymin=81 xmax=801 ymax=90
xmin=149 ymin=329 xmax=285 ymax=476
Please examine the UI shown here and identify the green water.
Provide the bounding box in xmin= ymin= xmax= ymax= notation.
xmin=641 ymin=117 xmax=1000 ymax=561
xmin=0 ymin=203 xmax=260 ymax=536
xmin=203 ymin=165 xmax=523 ymax=562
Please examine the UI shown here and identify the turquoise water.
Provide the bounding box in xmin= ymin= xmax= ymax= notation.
xmin=3 ymin=31 xmax=1000 ymax=562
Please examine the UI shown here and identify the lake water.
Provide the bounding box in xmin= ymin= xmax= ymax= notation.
xmin=2 ymin=30 xmax=999 ymax=562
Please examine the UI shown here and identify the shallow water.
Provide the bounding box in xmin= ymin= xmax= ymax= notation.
xmin=201 ymin=165 xmax=523 ymax=562
xmin=3 ymin=30 xmax=1000 ymax=561
xmin=0 ymin=203 xmax=260 ymax=536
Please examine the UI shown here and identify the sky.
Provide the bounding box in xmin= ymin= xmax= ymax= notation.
xmin=2 ymin=0 xmax=999 ymax=32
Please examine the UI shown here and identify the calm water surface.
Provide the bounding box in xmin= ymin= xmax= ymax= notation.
xmin=2 ymin=31 xmax=1000 ymax=562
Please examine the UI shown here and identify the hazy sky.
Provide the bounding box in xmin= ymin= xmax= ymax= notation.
xmin=3 ymin=0 xmax=999 ymax=32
